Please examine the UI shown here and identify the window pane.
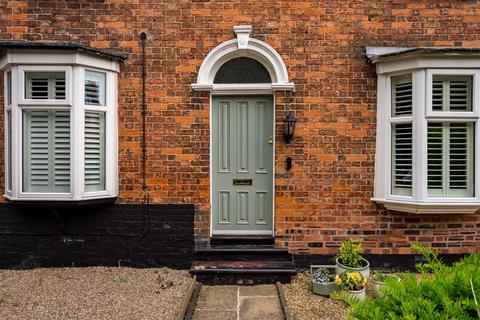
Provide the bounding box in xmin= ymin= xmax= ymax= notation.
xmin=23 ymin=110 xmax=70 ymax=193
xmin=392 ymin=123 xmax=412 ymax=196
xmin=6 ymin=71 xmax=11 ymax=105
xmin=25 ymin=72 xmax=66 ymax=100
xmin=427 ymin=122 xmax=474 ymax=197
xmin=432 ymin=75 xmax=472 ymax=112
xmin=85 ymin=112 xmax=106 ymax=192
xmin=213 ymin=57 xmax=271 ymax=84
xmin=391 ymin=74 xmax=412 ymax=117
xmin=6 ymin=111 xmax=11 ymax=191
xmin=85 ymin=71 xmax=106 ymax=106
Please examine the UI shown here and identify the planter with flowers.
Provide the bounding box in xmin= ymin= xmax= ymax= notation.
xmin=335 ymin=271 xmax=368 ymax=302
xmin=310 ymin=265 xmax=338 ymax=296
xmin=335 ymin=239 xmax=370 ymax=279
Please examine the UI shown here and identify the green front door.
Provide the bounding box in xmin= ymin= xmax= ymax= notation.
xmin=212 ymin=95 xmax=274 ymax=235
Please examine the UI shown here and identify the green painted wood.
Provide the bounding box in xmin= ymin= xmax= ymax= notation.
xmin=212 ymin=96 xmax=274 ymax=235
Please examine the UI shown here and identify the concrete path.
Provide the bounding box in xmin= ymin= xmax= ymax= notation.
xmin=192 ymin=284 xmax=284 ymax=320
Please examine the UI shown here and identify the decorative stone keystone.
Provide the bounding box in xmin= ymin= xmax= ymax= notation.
xmin=234 ymin=25 xmax=252 ymax=49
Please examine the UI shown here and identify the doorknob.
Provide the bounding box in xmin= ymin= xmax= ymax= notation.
xmin=268 ymin=136 xmax=273 ymax=144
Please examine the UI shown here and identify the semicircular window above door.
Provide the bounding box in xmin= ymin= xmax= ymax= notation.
xmin=214 ymin=57 xmax=272 ymax=84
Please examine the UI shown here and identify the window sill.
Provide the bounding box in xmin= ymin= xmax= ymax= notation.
xmin=372 ymin=198 xmax=480 ymax=214
xmin=4 ymin=195 xmax=116 ymax=207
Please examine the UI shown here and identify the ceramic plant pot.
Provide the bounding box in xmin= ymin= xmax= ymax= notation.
xmin=335 ymin=257 xmax=370 ymax=279
xmin=310 ymin=265 xmax=339 ymax=296
xmin=371 ymin=274 xmax=401 ymax=297
xmin=343 ymin=287 xmax=366 ymax=302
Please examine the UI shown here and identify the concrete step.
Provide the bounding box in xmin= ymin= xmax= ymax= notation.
xmin=195 ymin=245 xmax=291 ymax=262
xmin=190 ymin=260 xmax=296 ymax=285
xmin=209 ymin=235 xmax=275 ymax=246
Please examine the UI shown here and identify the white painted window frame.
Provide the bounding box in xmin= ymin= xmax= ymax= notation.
xmin=2 ymin=53 xmax=119 ymax=202
xmin=374 ymin=66 xmax=480 ymax=214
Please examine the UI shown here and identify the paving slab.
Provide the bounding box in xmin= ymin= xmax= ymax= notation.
xmin=192 ymin=310 xmax=237 ymax=320
xmin=195 ymin=285 xmax=238 ymax=311
xmin=239 ymin=284 xmax=277 ymax=297
xmin=239 ymin=296 xmax=284 ymax=320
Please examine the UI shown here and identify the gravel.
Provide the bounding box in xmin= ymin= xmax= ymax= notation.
xmin=283 ymin=271 xmax=349 ymax=320
xmin=0 ymin=267 xmax=192 ymax=320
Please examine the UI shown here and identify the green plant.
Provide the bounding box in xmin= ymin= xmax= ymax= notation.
xmin=0 ymin=297 xmax=4 ymax=305
xmin=312 ymin=267 xmax=335 ymax=284
xmin=337 ymin=239 xmax=363 ymax=268
xmin=348 ymin=245 xmax=480 ymax=320
xmin=371 ymin=272 xmax=399 ymax=283
xmin=119 ymin=276 xmax=128 ymax=283
xmin=335 ymin=271 xmax=367 ymax=291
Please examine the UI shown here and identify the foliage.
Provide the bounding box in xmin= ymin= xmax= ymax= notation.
xmin=312 ymin=267 xmax=335 ymax=284
xmin=371 ymin=272 xmax=399 ymax=283
xmin=337 ymin=239 xmax=363 ymax=268
xmin=331 ymin=290 xmax=362 ymax=306
xmin=348 ymin=245 xmax=480 ymax=320
xmin=335 ymin=271 xmax=367 ymax=291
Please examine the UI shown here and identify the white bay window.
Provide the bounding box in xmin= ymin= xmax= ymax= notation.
xmin=369 ymin=47 xmax=480 ymax=214
xmin=1 ymin=47 xmax=119 ymax=202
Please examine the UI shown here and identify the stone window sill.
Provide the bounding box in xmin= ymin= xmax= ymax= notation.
xmin=372 ymin=198 xmax=480 ymax=214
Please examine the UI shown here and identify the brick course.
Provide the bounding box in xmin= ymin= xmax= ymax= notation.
xmin=1 ymin=1 xmax=479 ymax=255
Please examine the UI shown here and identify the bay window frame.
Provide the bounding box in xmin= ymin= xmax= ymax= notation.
xmin=1 ymin=50 xmax=119 ymax=203
xmin=374 ymin=64 xmax=480 ymax=214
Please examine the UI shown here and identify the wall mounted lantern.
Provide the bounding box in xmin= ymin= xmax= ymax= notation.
xmin=283 ymin=112 xmax=297 ymax=143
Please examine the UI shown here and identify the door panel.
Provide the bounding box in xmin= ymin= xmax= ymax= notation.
xmin=212 ymin=96 xmax=273 ymax=235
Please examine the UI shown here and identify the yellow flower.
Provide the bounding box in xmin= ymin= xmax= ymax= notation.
xmin=335 ymin=274 xmax=342 ymax=286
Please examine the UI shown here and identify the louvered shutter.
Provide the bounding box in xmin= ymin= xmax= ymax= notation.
xmin=53 ymin=111 xmax=71 ymax=192
xmin=391 ymin=75 xmax=412 ymax=117
xmin=432 ymin=76 xmax=472 ymax=111
xmin=6 ymin=71 xmax=12 ymax=105
xmin=427 ymin=122 xmax=473 ymax=197
xmin=449 ymin=123 xmax=474 ymax=196
xmin=427 ymin=123 xmax=444 ymax=196
xmin=85 ymin=112 xmax=105 ymax=192
xmin=23 ymin=110 xmax=70 ymax=193
xmin=26 ymin=72 xmax=66 ymax=100
xmin=85 ymin=71 xmax=106 ymax=106
xmin=392 ymin=123 xmax=412 ymax=196
xmin=6 ymin=111 xmax=12 ymax=191
xmin=23 ymin=111 xmax=50 ymax=192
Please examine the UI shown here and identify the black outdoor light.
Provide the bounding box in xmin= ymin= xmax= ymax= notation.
xmin=283 ymin=112 xmax=297 ymax=143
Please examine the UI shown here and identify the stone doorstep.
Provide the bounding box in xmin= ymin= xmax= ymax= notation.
xmin=192 ymin=285 xmax=285 ymax=320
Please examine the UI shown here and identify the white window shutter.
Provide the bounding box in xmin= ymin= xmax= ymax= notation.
xmin=391 ymin=74 xmax=412 ymax=117
xmin=23 ymin=111 xmax=50 ymax=192
xmin=392 ymin=123 xmax=413 ymax=196
xmin=26 ymin=72 xmax=66 ymax=100
xmin=23 ymin=110 xmax=70 ymax=193
xmin=427 ymin=123 xmax=444 ymax=196
xmin=53 ymin=111 xmax=70 ymax=192
xmin=449 ymin=123 xmax=474 ymax=195
xmin=85 ymin=71 xmax=106 ymax=106
xmin=432 ymin=76 xmax=472 ymax=111
xmin=84 ymin=112 xmax=105 ymax=192
xmin=428 ymin=122 xmax=474 ymax=197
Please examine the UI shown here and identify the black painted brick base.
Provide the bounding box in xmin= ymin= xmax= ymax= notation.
xmin=0 ymin=203 xmax=194 ymax=269
xmin=293 ymin=253 xmax=467 ymax=272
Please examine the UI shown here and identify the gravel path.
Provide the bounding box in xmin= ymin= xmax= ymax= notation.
xmin=0 ymin=267 xmax=192 ymax=320
xmin=283 ymin=271 xmax=349 ymax=320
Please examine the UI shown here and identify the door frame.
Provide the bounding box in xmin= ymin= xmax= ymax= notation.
xmin=209 ymin=92 xmax=276 ymax=237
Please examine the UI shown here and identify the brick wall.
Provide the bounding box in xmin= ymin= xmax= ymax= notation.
xmin=0 ymin=0 xmax=479 ymax=256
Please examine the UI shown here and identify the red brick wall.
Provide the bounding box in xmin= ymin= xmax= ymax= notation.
xmin=1 ymin=0 xmax=480 ymax=255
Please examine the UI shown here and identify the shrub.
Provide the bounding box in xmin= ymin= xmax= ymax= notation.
xmin=337 ymin=239 xmax=363 ymax=268
xmin=348 ymin=245 xmax=480 ymax=320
